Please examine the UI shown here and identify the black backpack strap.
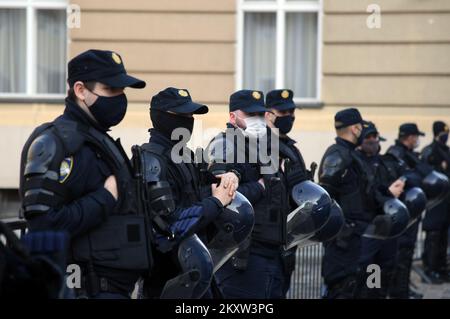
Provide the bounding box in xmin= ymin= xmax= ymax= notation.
xmin=52 ymin=119 xmax=86 ymax=155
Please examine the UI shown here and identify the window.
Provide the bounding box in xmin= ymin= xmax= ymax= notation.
xmin=237 ymin=0 xmax=322 ymax=103
xmin=0 ymin=0 xmax=68 ymax=98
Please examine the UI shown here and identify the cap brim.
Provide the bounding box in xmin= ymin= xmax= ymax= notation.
xmin=362 ymin=128 xmax=380 ymax=140
xmin=379 ymin=136 xmax=387 ymax=142
xmin=243 ymin=104 xmax=267 ymax=114
xmin=400 ymin=131 xmax=425 ymax=137
xmin=170 ymin=101 xmax=209 ymax=114
xmin=99 ymin=73 xmax=146 ymax=89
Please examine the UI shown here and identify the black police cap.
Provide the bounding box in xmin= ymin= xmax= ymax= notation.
xmin=68 ymin=49 xmax=146 ymax=89
xmin=433 ymin=121 xmax=449 ymax=137
xmin=266 ymin=89 xmax=296 ymax=111
xmin=334 ymin=108 xmax=363 ymax=129
xmin=361 ymin=121 xmax=386 ymax=141
xmin=399 ymin=123 xmax=425 ymax=137
xmin=229 ymin=90 xmax=266 ymax=113
xmin=150 ymin=87 xmax=208 ymax=114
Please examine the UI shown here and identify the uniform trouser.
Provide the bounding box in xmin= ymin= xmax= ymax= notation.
xmin=322 ymin=231 xmax=362 ymax=299
xmin=90 ymin=292 xmax=129 ymax=299
xmin=423 ymin=227 xmax=449 ymax=273
xmin=281 ymin=248 xmax=297 ymax=297
xmin=282 ymin=269 xmax=294 ymax=298
xmin=389 ymin=221 xmax=419 ymax=299
xmin=355 ymin=237 xmax=398 ymax=299
xmin=422 ymin=196 xmax=450 ymax=274
xmin=216 ymin=252 xmax=285 ymax=299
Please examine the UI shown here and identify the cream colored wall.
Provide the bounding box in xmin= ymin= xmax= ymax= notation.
xmin=286 ymin=0 xmax=449 ymax=174
xmin=70 ymin=0 xmax=236 ymax=105
xmin=314 ymin=0 xmax=450 ymax=170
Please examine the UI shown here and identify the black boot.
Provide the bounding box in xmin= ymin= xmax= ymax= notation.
xmin=423 ymin=231 xmax=445 ymax=284
xmin=424 ymin=270 xmax=444 ymax=284
xmin=437 ymin=227 xmax=450 ymax=282
xmin=389 ymin=264 xmax=410 ymax=298
xmin=438 ymin=269 xmax=450 ymax=283
xmin=325 ymin=275 xmax=358 ymax=299
xmin=377 ymin=269 xmax=394 ymax=299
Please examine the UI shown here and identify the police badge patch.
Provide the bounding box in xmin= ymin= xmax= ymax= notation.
xmin=59 ymin=157 xmax=73 ymax=183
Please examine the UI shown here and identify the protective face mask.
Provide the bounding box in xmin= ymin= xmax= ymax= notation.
xmin=150 ymin=109 xmax=194 ymax=142
xmin=274 ymin=115 xmax=295 ymax=135
xmin=243 ymin=116 xmax=267 ymax=138
xmin=413 ymin=139 xmax=420 ymax=149
xmin=361 ymin=140 xmax=380 ymax=156
xmin=86 ymin=91 xmax=128 ymax=131
xmin=439 ymin=133 xmax=448 ymax=145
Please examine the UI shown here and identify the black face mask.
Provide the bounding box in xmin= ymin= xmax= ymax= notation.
xmin=361 ymin=140 xmax=380 ymax=156
xmin=274 ymin=115 xmax=295 ymax=135
xmin=86 ymin=91 xmax=128 ymax=131
xmin=439 ymin=133 xmax=449 ymax=145
xmin=150 ymin=109 xmax=194 ymax=142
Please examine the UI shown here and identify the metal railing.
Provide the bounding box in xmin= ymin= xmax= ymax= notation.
xmin=287 ymin=244 xmax=324 ymax=299
xmin=287 ymin=223 xmax=432 ymax=299
xmin=413 ymin=222 xmax=426 ymax=260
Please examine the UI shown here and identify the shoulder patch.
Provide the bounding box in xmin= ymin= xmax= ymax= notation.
xmin=59 ymin=156 xmax=73 ymax=183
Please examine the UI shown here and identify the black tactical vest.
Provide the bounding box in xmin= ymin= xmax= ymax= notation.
xmin=251 ymin=172 xmax=289 ymax=246
xmin=20 ymin=117 xmax=152 ymax=271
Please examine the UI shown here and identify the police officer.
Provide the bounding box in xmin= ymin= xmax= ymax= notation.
xmin=420 ymin=121 xmax=450 ymax=283
xmin=136 ymin=87 xmax=239 ymax=298
xmin=318 ymin=108 xmax=369 ymax=299
xmin=385 ymin=123 xmax=426 ymax=299
xmin=264 ymin=89 xmax=312 ymax=296
xmin=355 ymin=121 xmax=405 ymax=298
xmin=19 ymin=50 xmax=150 ymax=299
xmin=206 ymin=90 xmax=288 ymax=299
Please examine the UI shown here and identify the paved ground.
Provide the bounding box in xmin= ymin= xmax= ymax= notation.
xmin=411 ymin=261 xmax=450 ymax=299
xmin=420 ymin=282 xmax=450 ymax=299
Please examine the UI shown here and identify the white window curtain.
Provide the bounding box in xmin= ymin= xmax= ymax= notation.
xmin=285 ymin=12 xmax=317 ymax=98
xmin=243 ymin=12 xmax=276 ymax=93
xmin=37 ymin=9 xmax=67 ymax=94
xmin=0 ymin=9 xmax=27 ymax=93
xmin=241 ymin=0 xmax=320 ymax=99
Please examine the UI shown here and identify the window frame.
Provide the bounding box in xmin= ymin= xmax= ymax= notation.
xmin=0 ymin=0 xmax=68 ymax=101
xmin=236 ymin=0 xmax=323 ymax=106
